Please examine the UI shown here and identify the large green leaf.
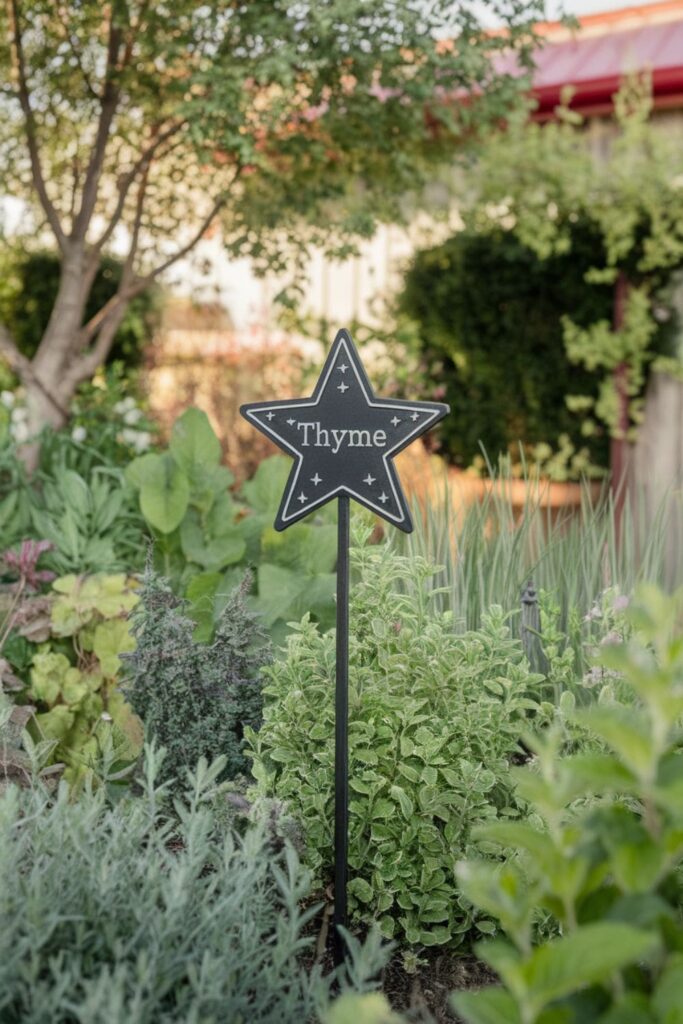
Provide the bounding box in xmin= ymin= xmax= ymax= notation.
xmin=138 ymin=453 xmax=190 ymax=534
xmin=179 ymin=510 xmax=245 ymax=570
xmin=92 ymin=619 xmax=136 ymax=677
xmin=261 ymin=522 xmax=337 ymax=574
xmin=322 ymin=992 xmax=404 ymax=1024
xmin=254 ymin=563 xmax=307 ymax=626
xmin=652 ymin=953 xmax=683 ymax=1022
xmin=572 ymin=707 xmax=656 ymax=781
xmin=522 ymin=923 xmax=658 ymax=1016
xmin=186 ymin=571 xmax=222 ymax=642
xmin=451 ymin=988 xmax=522 ymax=1024
xmin=240 ymin=456 xmax=291 ymax=515
xmin=169 ymin=407 xmax=222 ymax=471
xmin=125 ymin=451 xmax=158 ymax=491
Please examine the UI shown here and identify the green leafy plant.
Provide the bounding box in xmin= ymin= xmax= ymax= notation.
xmin=247 ymin=529 xmax=547 ymax=948
xmin=124 ymin=567 xmax=268 ymax=784
xmin=453 ymin=584 xmax=683 ymax=1024
xmin=402 ymin=461 xmax=681 ymax=658
xmin=0 ymin=422 xmax=147 ymax=573
xmin=0 ymin=746 xmax=388 ymax=1024
xmin=28 ymin=467 xmax=144 ymax=575
xmin=5 ymin=573 xmax=143 ymax=789
xmin=127 ymin=407 xmax=337 ymax=641
xmin=0 ymin=693 xmax=62 ymax=794
xmin=239 ymin=455 xmax=337 ymax=643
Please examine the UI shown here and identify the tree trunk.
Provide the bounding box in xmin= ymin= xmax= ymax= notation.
xmin=611 ymin=272 xmax=632 ymax=536
xmin=13 ymin=242 xmax=127 ymax=467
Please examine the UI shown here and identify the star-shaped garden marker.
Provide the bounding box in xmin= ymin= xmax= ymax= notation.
xmin=240 ymin=329 xmax=449 ymax=532
xmin=241 ymin=327 xmax=449 ymax=966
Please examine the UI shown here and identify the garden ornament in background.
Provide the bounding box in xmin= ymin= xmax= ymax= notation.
xmin=241 ymin=328 xmax=449 ymax=964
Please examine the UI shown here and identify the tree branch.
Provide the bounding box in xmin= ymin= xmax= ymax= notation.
xmin=0 ymin=323 xmax=69 ymax=419
xmin=71 ymin=11 xmax=122 ymax=240
xmin=80 ymin=193 xmax=228 ymax=343
xmin=54 ymin=4 xmax=99 ymax=101
xmin=6 ymin=0 xmax=67 ymax=251
xmin=66 ymin=303 xmax=128 ymax=385
xmin=90 ymin=119 xmax=187 ymax=255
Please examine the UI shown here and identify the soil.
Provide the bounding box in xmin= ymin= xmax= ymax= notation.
xmin=378 ymin=948 xmax=496 ymax=1023
xmin=302 ymin=897 xmax=496 ymax=1023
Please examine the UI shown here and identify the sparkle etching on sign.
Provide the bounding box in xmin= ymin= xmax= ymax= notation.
xmin=240 ymin=329 xmax=449 ymax=532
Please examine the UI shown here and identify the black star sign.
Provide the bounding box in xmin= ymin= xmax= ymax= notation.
xmin=240 ymin=329 xmax=449 ymax=532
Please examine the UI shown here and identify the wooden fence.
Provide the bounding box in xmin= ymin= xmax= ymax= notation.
xmin=632 ymin=371 xmax=683 ymax=587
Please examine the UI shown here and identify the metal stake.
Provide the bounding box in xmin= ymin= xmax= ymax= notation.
xmin=333 ymin=495 xmax=350 ymax=966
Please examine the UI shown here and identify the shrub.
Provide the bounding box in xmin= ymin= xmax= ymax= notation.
xmin=124 ymin=567 xmax=268 ymax=783
xmin=453 ymin=585 xmax=683 ymax=1024
xmin=247 ymin=531 xmax=547 ymax=948
xmin=0 ymin=749 xmax=362 ymax=1024
xmin=398 ymin=226 xmax=613 ymax=474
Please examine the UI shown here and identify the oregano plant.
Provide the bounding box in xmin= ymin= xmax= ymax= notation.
xmin=246 ymin=528 xmax=548 ymax=947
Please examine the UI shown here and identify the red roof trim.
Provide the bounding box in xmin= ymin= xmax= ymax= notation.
xmin=528 ymin=10 xmax=683 ymax=117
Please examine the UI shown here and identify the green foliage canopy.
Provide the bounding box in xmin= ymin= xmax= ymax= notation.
xmin=0 ymin=0 xmax=543 ymax=431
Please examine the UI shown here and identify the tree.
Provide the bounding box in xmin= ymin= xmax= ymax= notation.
xmin=467 ymin=78 xmax=683 ymax=500
xmin=0 ymin=0 xmax=542 ymax=444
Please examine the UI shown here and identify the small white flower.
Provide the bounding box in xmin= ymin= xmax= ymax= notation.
xmin=11 ymin=421 xmax=30 ymax=443
xmin=0 ymin=391 xmax=15 ymax=408
xmin=10 ymin=405 xmax=27 ymax=423
xmin=132 ymin=430 xmax=151 ymax=452
xmin=121 ymin=427 xmax=151 ymax=451
xmin=71 ymin=425 xmax=87 ymax=443
xmin=123 ymin=407 xmax=143 ymax=426
xmin=100 ymin=712 xmax=113 ymax=723
xmin=113 ymin=400 xmax=126 ymax=415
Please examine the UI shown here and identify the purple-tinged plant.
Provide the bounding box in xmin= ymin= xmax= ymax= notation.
xmin=2 ymin=539 xmax=56 ymax=590
xmin=0 ymin=539 xmax=55 ymax=659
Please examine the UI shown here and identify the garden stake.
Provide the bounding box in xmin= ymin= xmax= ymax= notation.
xmin=241 ymin=328 xmax=449 ymax=965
